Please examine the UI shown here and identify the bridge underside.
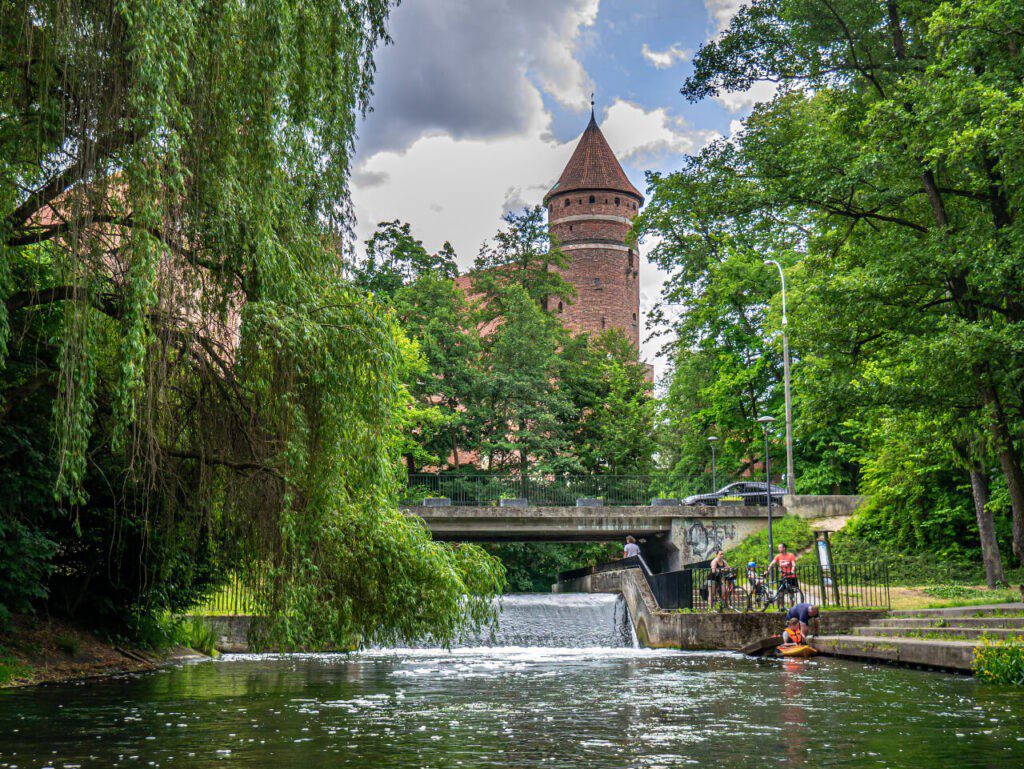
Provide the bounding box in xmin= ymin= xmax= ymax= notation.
xmin=407 ymin=504 xmax=774 ymax=571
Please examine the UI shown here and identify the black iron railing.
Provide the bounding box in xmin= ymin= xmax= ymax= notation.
xmin=558 ymin=559 xmax=890 ymax=612
xmin=403 ymin=473 xmax=723 ymax=507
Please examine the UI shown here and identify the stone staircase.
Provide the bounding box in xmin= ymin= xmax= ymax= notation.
xmin=814 ymin=603 xmax=1024 ymax=672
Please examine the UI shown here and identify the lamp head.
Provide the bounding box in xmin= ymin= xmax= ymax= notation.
xmin=707 ymin=436 xmax=719 ymax=443
xmin=757 ymin=415 xmax=776 ymax=428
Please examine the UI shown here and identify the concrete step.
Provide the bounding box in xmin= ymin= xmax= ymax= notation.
xmin=813 ymin=634 xmax=976 ymax=671
xmin=891 ymin=603 xmax=1023 ymax=618
xmin=869 ymin=616 xmax=1024 ymax=629
xmin=852 ymin=625 xmax=1020 ymax=641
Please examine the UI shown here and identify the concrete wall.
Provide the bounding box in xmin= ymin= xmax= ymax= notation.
xmin=556 ymin=568 xmax=886 ymax=650
xmin=207 ymin=615 xmax=253 ymax=653
xmin=783 ymin=495 xmax=865 ymax=520
xmin=668 ymin=516 xmax=767 ymax=569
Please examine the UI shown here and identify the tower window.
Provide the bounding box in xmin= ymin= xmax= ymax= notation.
xmin=568 ymin=225 xmax=573 ymax=231
xmin=589 ymin=195 xmax=595 ymax=204
xmin=615 ymin=197 xmax=620 ymax=206
xmin=564 ymin=199 xmax=570 ymax=207
xmin=601 ymin=317 xmax=606 ymax=329
xmin=558 ymin=301 xmax=563 ymax=313
xmin=632 ymin=312 xmax=637 ymax=322
xmin=594 ymin=277 xmax=600 ymax=286
xmin=604 ymin=198 xmax=608 ymax=203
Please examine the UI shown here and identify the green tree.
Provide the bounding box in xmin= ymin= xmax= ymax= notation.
xmin=689 ymin=0 xmax=1024 ymax=563
xmin=353 ymin=220 xmax=458 ymax=297
xmin=0 ymin=0 xmax=502 ymax=644
xmin=472 ymin=206 xmax=575 ymax=316
xmin=470 ymin=284 xmax=577 ymax=473
xmin=562 ymin=331 xmax=656 ymax=474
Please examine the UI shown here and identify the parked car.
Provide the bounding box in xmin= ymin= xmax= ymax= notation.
xmin=682 ymin=481 xmax=786 ymax=507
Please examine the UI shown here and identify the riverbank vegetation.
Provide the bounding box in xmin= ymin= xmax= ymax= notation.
xmin=642 ymin=0 xmax=1024 ymax=588
xmin=1 ymin=0 xmax=502 ymax=649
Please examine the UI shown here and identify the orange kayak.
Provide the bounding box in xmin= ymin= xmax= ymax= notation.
xmin=777 ymin=643 xmax=818 ymax=658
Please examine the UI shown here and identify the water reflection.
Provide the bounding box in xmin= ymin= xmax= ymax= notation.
xmin=1 ymin=648 xmax=1022 ymax=769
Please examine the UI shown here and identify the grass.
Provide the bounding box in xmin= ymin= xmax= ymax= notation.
xmin=723 ymin=515 xmax=815 ymax=569
xmin=888 ymin=585 xmax=1021 ymax=611
xmin=180 ymin=616 xmax=219 ymax=656
xmin=0 ymin=646 xmax=30 ymax=686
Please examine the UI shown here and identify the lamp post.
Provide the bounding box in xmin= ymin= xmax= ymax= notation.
xmin=707 ymin=436 xmax=718 ymax=494
xmin=764 ymin=259 xmax=795 ymax=496
xmin=757 ymin=415 xmax=776 ymax=563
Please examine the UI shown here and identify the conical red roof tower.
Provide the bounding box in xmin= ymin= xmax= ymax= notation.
xmin=545 ymin=110 xmax=643 ymax=204
xmin=545 ymin=109 xmax=643 ymax=351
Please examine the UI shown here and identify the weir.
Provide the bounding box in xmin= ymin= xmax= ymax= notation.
xmin=459 ymin=593 xmax=636 ymax=648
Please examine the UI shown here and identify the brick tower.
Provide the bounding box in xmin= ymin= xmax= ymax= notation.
xmin=545 ymin=108 xmax=643 ymax=350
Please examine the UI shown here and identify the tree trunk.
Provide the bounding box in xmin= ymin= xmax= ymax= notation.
xmin=977 ymin=371 xmax=1024 ymax=563
xmin=968 ymin=464 xmax=1005 ymax=588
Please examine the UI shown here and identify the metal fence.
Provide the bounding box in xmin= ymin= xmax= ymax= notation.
xmin=403 ymin=473 xmax=723 ymax=507
xmin=192 ymin=574 xmax=256 ymax=615
xmin=558 ymin=559 xmax=890 ymax=612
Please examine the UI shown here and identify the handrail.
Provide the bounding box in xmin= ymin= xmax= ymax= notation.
xmin=558 ymin=559 xmax=890 ymax=612
xmin=403 ymin=472 xmax=738 ymax=507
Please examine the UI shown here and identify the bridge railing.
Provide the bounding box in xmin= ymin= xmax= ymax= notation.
xmin=402 ymin=473 xmax=722 ymax=507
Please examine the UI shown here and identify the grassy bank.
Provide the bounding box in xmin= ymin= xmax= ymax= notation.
xmin=0 ymin=615 xmax=214 ymax=688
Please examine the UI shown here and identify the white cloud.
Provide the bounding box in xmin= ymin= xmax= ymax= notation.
xmin=358 ymin=0 xmax=598 ymax=155
xmin=602 ymin=100 xmax=719 ymax=166
xmin=352 ymin=98 xmax=717 ymax=267
xmin=704 ymin=0 xmax=745 ymax=33
xmin=640 ymin=42 xmax=691 ymax=69
xmin=713 ymin=80 xmax=779 ymax=113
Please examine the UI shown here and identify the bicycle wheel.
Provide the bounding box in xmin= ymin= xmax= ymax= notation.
xmin=755 ymin=586 xmax=774 ymax=612
xmin=789 ymin=586 xmax=804 ymax=606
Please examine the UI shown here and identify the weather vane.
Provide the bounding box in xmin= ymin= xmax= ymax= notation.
xmin=590 ymin=91 xmax=595 ymax=110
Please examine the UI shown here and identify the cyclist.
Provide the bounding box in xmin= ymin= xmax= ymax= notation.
xmin=768 ymin=543 xmax=799 ymax=594
xmin=709 ymin=550 xmax=730 ymax=607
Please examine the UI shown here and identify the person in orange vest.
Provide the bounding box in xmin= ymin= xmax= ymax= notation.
xmin=782 ymin=618 xmax=804 ymax=645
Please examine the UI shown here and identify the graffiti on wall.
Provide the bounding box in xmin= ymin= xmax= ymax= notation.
xmin=685 ymin=521 xmax=738 ymax=559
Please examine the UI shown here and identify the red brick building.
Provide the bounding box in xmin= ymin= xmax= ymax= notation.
xmin=545 ymin=109 xmax=643 ymax=350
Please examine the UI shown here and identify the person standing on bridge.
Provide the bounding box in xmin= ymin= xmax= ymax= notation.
xmin=623 ymin=535 xmax=641 ymax=559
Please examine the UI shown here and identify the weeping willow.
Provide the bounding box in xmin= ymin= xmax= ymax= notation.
xmin=0 ymin=0 xmax=502 ymax=646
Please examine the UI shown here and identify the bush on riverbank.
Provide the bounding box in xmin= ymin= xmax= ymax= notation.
xmin=973 ymin=636 xmax=1024 ymax=685
xmin=722 ymin=516 xmax=814 ymax=569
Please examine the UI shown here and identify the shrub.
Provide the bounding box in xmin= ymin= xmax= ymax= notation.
xmin=182 ymin=616 xmax=218 ymax=656
xmin=55 ymin=633 xmax=81 ymax=656
xmin=0 ymin=519 xmax=58 ymax=628
xmin=723 ymin=515 xmax=814 ymax=570
xmin=973 ymin=636 xmax=1024 ymax=685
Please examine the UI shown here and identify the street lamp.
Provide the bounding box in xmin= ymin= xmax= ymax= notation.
xmin=765 ymin=259 xmax=795 ymax=496
xmin=707 ymin=436 xmax=718 ymax=493
xmin=757 ymin=415 xmax=776 ymax=563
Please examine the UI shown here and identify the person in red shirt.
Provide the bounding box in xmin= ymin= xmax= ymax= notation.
xmin=769 ymin=543 xmax=799 ymax=591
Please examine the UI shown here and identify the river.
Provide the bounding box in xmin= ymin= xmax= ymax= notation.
xmin=2 ymin=594 xmax=1023 ymax=768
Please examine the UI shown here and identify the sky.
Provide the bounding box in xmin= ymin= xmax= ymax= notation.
xmin=350 ymin=0 xmax=767 ymax=375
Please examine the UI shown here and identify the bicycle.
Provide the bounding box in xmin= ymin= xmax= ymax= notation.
xmin=748 ymin=569 xmax=804 ymax=612
xmin=711 ymin=567 xmax=744 ymax=612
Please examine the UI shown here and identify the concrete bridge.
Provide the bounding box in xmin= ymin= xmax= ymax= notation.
xmin=406 ymin=503 xmax=775 ymax=571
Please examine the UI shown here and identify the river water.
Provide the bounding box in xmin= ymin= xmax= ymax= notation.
xmin=2 ymin=594 xmax=1024 ymax=768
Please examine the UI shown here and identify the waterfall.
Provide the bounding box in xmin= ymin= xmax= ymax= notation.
xmin=457 ymin=593 xmax=637 ymax=648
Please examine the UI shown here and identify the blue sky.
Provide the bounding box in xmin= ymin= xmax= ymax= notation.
xmin=349 ymin=0 xmax=765 ymax=370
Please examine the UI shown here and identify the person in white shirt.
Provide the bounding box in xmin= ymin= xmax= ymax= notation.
xmin=623 ymin=535 xmax=641 ymax=559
